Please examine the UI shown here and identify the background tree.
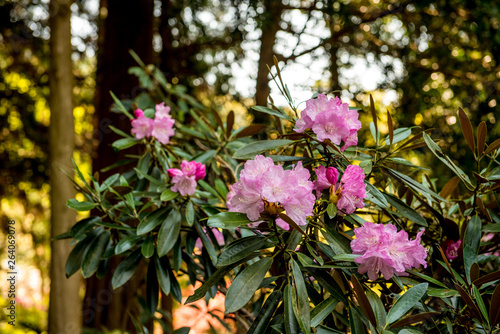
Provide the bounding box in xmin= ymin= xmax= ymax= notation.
xmin=48 ymin=0 xmax=81 ymax=333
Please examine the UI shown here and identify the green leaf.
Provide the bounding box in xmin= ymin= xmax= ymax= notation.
xmin=349 ymin=306 xmax=367 ymax=334
xmin=160 ymin=189 xmax=179 ymax=201
xmin=70 ymin=216 xmax=101 ymax=238
xmin=311 ymin=297 xmax=337 ymax=327
xmin=482 ymin=223 xmax=500 ymax=233
xmin=65 ymin=228 xmax=101 ymax=277
xmin=422 ymin=132 xmax=473 ymax=189
xmin=383 ymin=193 xmax=428 ymax=227
xmin=464 ymin=244 xmax=476 ymax=284
xmin=112 ymin=137 xmax=139 ymax=151
xmin=137 ymin=152 xmax=151 ymax=178
xmin=321 ymin=226 xmax=351 ymax=255
xmin=154 ymin=255 xmax=171 ymax=295
xmin=111 ymin=248 xmax=142 ymax=289
xmin=464 ymin=215 xmax=482 ymax=255
xmin=82 ymin=230 xmax=111 ymax=278
xmin=248 ymin=289 xmax=283 ymax=334
xmin=331 ymin=254 xmax=360 ymax=262
xmin=115 ymin=234 xmax=143 ymax=255
xmin=141 ymin=235 xmax=155 ymax=258
xmin=251 ymin=105 xmax=291 ymax=120
xmin=327 ymin=203 xmax=337 ymax=218
xmin=365 ymin=183 xmax=389 ymax=209
xmin=426 ymin=288 xmax=458 ymax=298
xmin=217 ymin=236 xmax=268 ymax=267
xmin=285 ymin=285 xmax=300 ymax=334
xmin=291 ymin=259 xmax=311 ymax=334
xmin=67 ymin=198 xmax=98 ymax=211
xmin=386 ymin=168 xmax=445 ymax=202
xmin=473 ymin=285 xmax=489 ymax=325
xmin=194 ymin=221 xmax=218 ymax=266
xmin=157 ymin=210 xmax=182 ymax=257
xmin=214 ymin=179 xmax=229 ymax=199
xmin=233 ymin=139 xmax=294 ymax=159
xmin=366 ymin=289 xmax=386 ymax=330
xmin=146 ymin=260 xmax=159 ymax=315
xmin=207 ymin=211 xmax=252 ymax=229
xmin=386 ymin=283 xmax=428 ymax=325
xmin=315 ymin=325 xmax=345 ymax=334
xmin=185 ymin=201 xmax=195 ymax=226
xmin=407 ymin=270 xmax=448 ymax=289
xmin=137 ymin=207 xmax=170 ymax=235
xmin=384 ymin=128 xmax=412 ymax=146
xmin=225 ymin=257 xmax=272 ymax=313
xmin=306 ymin=267 xmax=347 ymax=304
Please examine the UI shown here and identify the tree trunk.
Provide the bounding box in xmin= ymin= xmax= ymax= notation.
xmin=253 ymin=0 xmax=283 ymax=124
xmin=48 ymin=0 xmax=82 ymax=333
xmin=83 ymin=0 xmax=154 ymax=331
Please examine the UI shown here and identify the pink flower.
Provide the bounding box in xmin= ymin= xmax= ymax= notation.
xmin=445 ymin=239 xmax=461 ymax=260
xmin=313 ymin=164 xmax=366 ymax=214
xmin=152 ymin=117 xmax=175 ymax=144
xmin=312 ymin=110 xmax=350 ymax=144
xmin=131 ymin=109 xmax=154 ymax=139
xmin=337 ymin=165 xmax=366 ymax=214
xmin=167 ymin=160 xmax=206 ymax=196
xmin=295 ymin=94 xmax=361 ymax=151
xmin=351 ymin=222 xmax=427 ymax=281
xmin=226 ymin=155 xmax=315 ymax=229
xmin=155 ymin=102 xmax=171 ymax=118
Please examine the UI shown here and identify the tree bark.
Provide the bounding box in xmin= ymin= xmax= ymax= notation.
xmin=83 ymin=0 xmax=154 ymax=331
xmin=253 ymin=0 xmax=283 ymax=124
xmin=48 ymin=0 xmax=82 ymax=333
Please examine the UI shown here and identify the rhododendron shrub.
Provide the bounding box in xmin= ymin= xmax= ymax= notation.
xmin=63 ymin=59 xmax=500 ymax=334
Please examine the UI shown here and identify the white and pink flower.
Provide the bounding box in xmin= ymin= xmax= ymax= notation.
xmin=226 ymin=155 xmax=315 ymax=229
xmin=295 ymin=94 xmax=361 ymax=151
xmin=131 ymin=102 xmax=175 ymax=144
xmin=167 ymin=160 xmax=206 ymax=196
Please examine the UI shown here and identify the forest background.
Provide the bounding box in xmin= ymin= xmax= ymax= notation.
xmin=0 ymin=0 xmax=499 ymax=333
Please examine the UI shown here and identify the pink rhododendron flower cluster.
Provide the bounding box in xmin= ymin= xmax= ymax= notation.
xmin=131 ymin=102 xmax=175 ymax=144
xmin=167 ymin=160 xmax=206 ymax=196
xmin=351 ymin=222 xmax=427 ymax=281
xmin=226 ymin=155 xmax=315 ymax=229
xmin=295 ymin=94 xmax=361 ymax=151
xmin=444 ymin=239 xmax=461 ymax=260
xmin=314 ymin=165 xmax=366 ymax=214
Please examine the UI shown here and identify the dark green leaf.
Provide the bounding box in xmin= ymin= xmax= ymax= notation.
xmin=82 ymin=230 xmax=111 ymax=278
xmin=464 ymin=215 xmax=482 ymax=255
xmin=160 ymin=189 xmax=179 ymax=201
xmin=207 ymin=211 xmax=252 ymax=229
xmin=225 ymin=257 xmax=272 ymax=313
xmin=111 ymin=248 xmax=142 ymax=289
xmin=388 ymin=312 xmax=438 ymax=330
xmin=157 ymin=210 xmax=182 ymax=257
xmin=154 ymin=255 xmax=171 ymax=295
xmin=65 ymin=228 xmax=100 ymax=277
xmin=185 ymin=201 xmax=195 ymax=226
xmin=137 ymin=207 xmax=170 ymax=235
xmin=472 ymin=285 xmax=489 ymax=325
xmin=217 ymin=236 xmax=268 ymax=267
xmin=351 ymin=274 xmax=377 ymax=328
xmin=252 ymin=106 xmax=291 ymax=120
xmin=291 ymin=259 xmax=311 ymax=334
xmin=112 ymin=137 xmax=139 ymax=151
xmin=141 ymin=235 xmax=155 ymax=258
xmin=365 ymin=183 xmax=389 ymax=209
xmin=233 ymin=139 xmax=294 ymax=159
xmin=146 ymin=260 xmax=159 ymax=315
xmin=248 ymin=289 xmax=282 ymax=334
xmin=115 ymin=234 xmax=143 ymax=255
xmin=311 ymin=297 xmax=337 ymax=327
xmin=67 ymin=198 xmax=98 ymax=211
xmin=366 ymin=289 xmax=386 ymax=330
xmin=349 ymin=305 xmax=367 ymax=334
xmin=383 ymin=193 xmax=427 ymax=226
xmin=70 ymin=216 xmax=100 ymax=238
xmin=482 ymin=223 xmax=500 ymax=233
xmin=386 ymin=283 xmax=428 ymax=324
xmin=285 ymin=285 xmax=300 ymax=334
xmin=384 ymin=128 xmax=411 ymax=146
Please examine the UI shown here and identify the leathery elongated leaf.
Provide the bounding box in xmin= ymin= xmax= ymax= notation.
xmin=458 ymin=107 xmax=475 ymax=153
xmin=82 ymin=229 xmax=111 ymax=278
xmin=233 ymin=139 xmax=294 ymax=159
xmin=225 ymin=257 xmax=272 ymax=313
xmin=248 ymin=289 xmax=282 ymax=334
xmin=157 ymin=210 xmax=181 ymax=257
xmin=311 ymin=297 xmax=338 ymax=327
xmin=285 ymin=285 xmax=300 ymax=334
xmin=111 ymin=248 xmax=142 ymax=289
xmin=477 ymin=121 xmax=487 ymax=156
xmin=351 ymin=274 xmax=377 ymax=328
xmin=386 ymin=283 xmax=428 ymax=324
xmin=207 ymin=211 xmax=252 ymax=229
xmin=216 ymin=236 xmax=268 ymax=267
xmin=291 ymin=259 xmax=311 ymax=334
